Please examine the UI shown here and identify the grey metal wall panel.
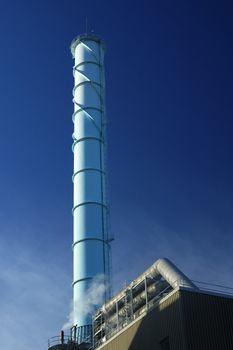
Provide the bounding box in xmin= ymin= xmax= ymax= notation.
xmin=180 ymin=290 xmax=233 ymax=350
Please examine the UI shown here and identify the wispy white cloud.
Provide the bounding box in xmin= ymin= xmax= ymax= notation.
xmin=0 ymin=234 xmax=71 ymax=350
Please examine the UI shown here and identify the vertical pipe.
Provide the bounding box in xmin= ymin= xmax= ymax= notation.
xmin=144 ymin=277 xmax=148 ymax=310
xmin=116 ymin=302 xmax=119 ymax=332
xmin=130 ymin=288 xmax=134 ymax=319
xmin=60 ymin=330 xmax=64 ymax=344
xmin=70 ymin=34 xmax=110 ymax=341
xmin=125 ymin=292 xmax=128 ymax=324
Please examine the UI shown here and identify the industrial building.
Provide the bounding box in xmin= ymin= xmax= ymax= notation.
xmin=48 ymin=34 xmax=233 ymax=350
xmin=49 ymin=257 xmax=233 ymax=350
xmin=92 ymin=258 xmax=233 ymax=350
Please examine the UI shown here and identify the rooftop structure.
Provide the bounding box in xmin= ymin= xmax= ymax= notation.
xmin=92 ymin=259 xmax=233 ymax=350
xmin=93 ymin=258 xmax=197 ymax=348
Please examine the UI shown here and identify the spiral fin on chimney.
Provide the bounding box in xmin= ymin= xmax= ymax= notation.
xmin=71 ymin=34 xmax=111 ymax=342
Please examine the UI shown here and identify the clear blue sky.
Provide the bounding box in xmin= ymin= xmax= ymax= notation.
xmin=0 ymin=0 xmax=232 ymax=349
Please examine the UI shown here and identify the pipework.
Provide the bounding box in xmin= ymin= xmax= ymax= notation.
xmin=93 ymin=258 xmax=197 ymax=348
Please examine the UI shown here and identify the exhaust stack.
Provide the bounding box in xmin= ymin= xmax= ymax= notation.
xmin=71 ymin=34 xmax=111 ymax=342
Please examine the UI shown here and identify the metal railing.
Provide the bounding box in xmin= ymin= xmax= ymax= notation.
xmin=48 ymin=335 xmax=78 ymax=348
xmin=48 ymin=326 xmax=93 ymax=349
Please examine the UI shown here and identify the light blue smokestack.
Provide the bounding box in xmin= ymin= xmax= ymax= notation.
xmin=70 ymin=34 xmax=111 ymax=342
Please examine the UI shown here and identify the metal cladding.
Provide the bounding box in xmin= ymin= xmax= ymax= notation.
xmin=71 ymin=34 xmax=111 ymax=332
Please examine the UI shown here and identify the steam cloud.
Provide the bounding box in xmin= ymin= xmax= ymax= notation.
xmin=63 ymin=274 xmax=107 ymax=330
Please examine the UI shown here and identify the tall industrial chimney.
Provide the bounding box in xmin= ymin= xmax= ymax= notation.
xmin=70 ymin=34 xmax=111 ymax=343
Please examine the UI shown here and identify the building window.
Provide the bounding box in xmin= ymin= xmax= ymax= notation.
xmin=160 ymin=336 xmax=170 ymax=350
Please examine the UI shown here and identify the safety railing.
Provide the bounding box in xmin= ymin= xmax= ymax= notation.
xmin=48 ymin=335 xmax=78 ymax=348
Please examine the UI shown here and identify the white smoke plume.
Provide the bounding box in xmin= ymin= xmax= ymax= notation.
xmin=63 ymin=274 xmax=107 ymax=330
